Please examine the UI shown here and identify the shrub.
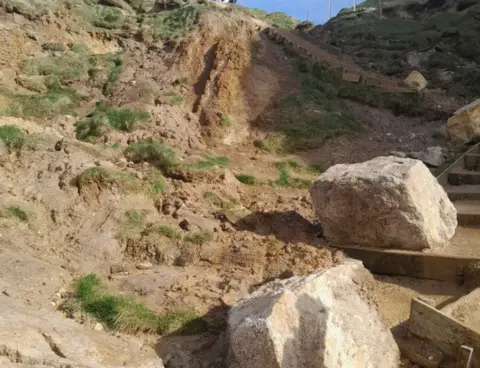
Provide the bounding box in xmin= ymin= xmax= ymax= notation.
xmin=75 ymin=103 xmax=149 ymax=142
xmin=0 ymin=125 xmax=26 ymax=150
xmin=103 ymin=54 xmax=123 ymax=96
xmin=124 ymin=139 xmax=176 ymax=173
xmin=4 ymin=205 xmax=29 ymax=222
xmin=183 ymin=231 xmax=213 ymax=245
xmin=235 ymin=174 xmax=256 ymax=185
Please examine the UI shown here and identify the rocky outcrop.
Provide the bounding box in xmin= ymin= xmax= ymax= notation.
xmin=404 ymin=70 xmax=427 ymax=91
xmin=0 ymin=295 xmax=164 ymax=368
xmin=309 ymin=156 xmax=457 ymax=250
xmin=227 ymin=259 xmax=399 ymax=368
xmin=447 ymin=99 xmax=480 ymax=143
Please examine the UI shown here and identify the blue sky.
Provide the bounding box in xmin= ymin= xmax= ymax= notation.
xmin=239 ymin=0 xmax=357 ymax=24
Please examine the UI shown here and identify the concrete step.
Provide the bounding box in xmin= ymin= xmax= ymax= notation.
xmin=448 ymin=169 xmax=480 ymax=185
xmin=454 ymin=200 xmax=480 ymax=226
xmin=446 ymin=185 xmax=480 ymax=201
xmin=464 ymin=153 xmax=480 ymax=171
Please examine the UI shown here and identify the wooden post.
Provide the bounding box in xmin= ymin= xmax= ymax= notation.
xmin=329 ymin=0 xmax=332 ymax=19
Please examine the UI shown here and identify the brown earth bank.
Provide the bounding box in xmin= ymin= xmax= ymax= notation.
xmin=0 ymin=0 xmax=476 ymax=367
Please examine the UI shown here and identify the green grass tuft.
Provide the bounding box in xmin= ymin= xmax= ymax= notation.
xmin=103 ymin=54 xmax=123 ymax=96
xmin=185 ymin=155 xmax=229 ymax=170
xmin=125 ymin=210 xmax=148 ymax=228
xmin=203 ymin=191 xmax=233 ymax=209
xmin=184 ymin=231 xmax=213 ymax=245
xmin=4 ymin=205 xmax=29 ymax=222
xmin=235 ymin=174 xmax=256 ymax=185
xmin=75 ymin=103 xmax=149 ymax=142
xmin=1 ymin=88 xmax=81 ymax=118
xmin=0 ymin=125 xmax=26 ymax=150
xmin=75 ymin=274 xmax=206 ymax=334
xmin=145 ymin=6 xmax=200 ymax=40
xmin=142 ymin=224 xmax=179 ymax=239
xmin=150 ymin=170 xmax=166 ymax=195
xmin=124 ymin=139 xmax=176 ymax=173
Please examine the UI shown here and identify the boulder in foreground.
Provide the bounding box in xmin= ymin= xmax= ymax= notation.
xmin=227 ymin=259 xmax=399 ymax=368
xmin=309 ymin=156 xmax=457 ymax=250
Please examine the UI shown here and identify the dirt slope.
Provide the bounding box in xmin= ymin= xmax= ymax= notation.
xmin=0 ymin=0 xmax=471 ymax=366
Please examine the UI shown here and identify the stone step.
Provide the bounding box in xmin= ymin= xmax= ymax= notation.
xmin=448 ymin=169 xmax=480 ymax=185
xmin=446 ymin=185 xmax=480 ymax=201
xmin=464 ymin=153 xmax=480 ymax=171
xmin=454 ymin=200 xmax=480 ymax=226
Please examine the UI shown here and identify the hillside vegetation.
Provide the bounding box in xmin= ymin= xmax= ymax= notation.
xmin=317 ymin=0 xmax=480 ymax=97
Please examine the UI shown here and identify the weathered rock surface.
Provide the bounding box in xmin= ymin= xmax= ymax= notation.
xmin=227 ymin=259 xmax=399 ymax=368
xmin=309 ymin=156 xmax=457 ymax=250
xmin=404 ymin=70 xmax=428 ymax=91
xmin=0 ymin=295 xmax=164 ymax=368
xmin=409 ymin=146 xmax=445 ymax=167
xmin=447 ymin=99 xmax=480 ymax=143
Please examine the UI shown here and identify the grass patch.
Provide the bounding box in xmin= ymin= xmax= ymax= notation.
xmin=142 ymin=224 xmax=179 ymax=239
xmin=221 ymin=117 xmax=231 ymax=126
xmin=75 ymin=103 xmax=149 ymax=142
xmin=183 ymin=231 xmax=213 ymax=245
xmin=124 ymin=139 xmax=176 ymax=173
xmin=0 ymin=125 xmax=27 ymax=150
xmin=265 ymin=12 xmax=299 ymax=29
xmin=3 ymin=205 xmax=29 ymax=222
xmin=150 ymin=170 xmax=166 ymax=195
xmin=77 ymin=4 xmax=129 ymax=30
xmin=75 ymin=274 xmax=206 ymax=334
xmin=0 ymin=87 xmax=81 ymax=118
xmin=77 ymin=167 xmax=166 ymax=197
xmin=254 ymin=132 xmax=286 ymax=154
xmin=164 ymin=92 xmax=184 ymax=105
xmin=103 ymin=54 xmax=123 ymax=96
xmin=203 ymin=191 xmax=233 ymax=209
xmin=23 ymin=53 xmax=90 ymax=84
xmin=235 ymin=174 xmax=256 ymax=185
xmin=272 ymin=161 xmax=313 ymax=189
xmin=275 ymin=63 xmax=359 ymax=151
xmin=145 ymin=5 xmax=200 ymax=40
xmin=71 ymin=43 xmax=90 ymax=54
xmin=125 ymin=209 xmax=148 ymax=227
xmin=184 ymin=155 xmax=229 ymax=170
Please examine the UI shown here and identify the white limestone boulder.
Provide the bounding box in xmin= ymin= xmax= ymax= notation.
xmin=309 ymin=156 xmax=457 ymax=250
xmin=227 ymin=260 xmax=399 ymax=368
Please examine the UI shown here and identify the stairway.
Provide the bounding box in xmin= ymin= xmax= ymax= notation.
xmin=438 ymin=143 xmax=480 ymax=226
xmin=266 ymin=27 xmax=412 ymax=93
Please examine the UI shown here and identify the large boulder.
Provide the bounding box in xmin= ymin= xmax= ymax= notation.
xmin=404 ymin=70 xmax=427 ymax=91
xmin=447 ymin=99 xmax=480 ymax=143
xmin=309 ymin=156 xmax=457 ymax=250
xmin=227 ymin=260 xmax=399 ymax=368
xmin=0 ymin=295 xmax=163 ymax=368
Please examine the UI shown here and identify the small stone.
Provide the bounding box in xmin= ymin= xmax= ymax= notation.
xmin=179 ymin=219 xmax=190 ymax=231
xmin=136 ymin=262 xmax=153 ymax=270
xmin=94 ymin=323 xmax=104 ymax=331
xmin=64 ymin=146 xmax=70 ymax=154
xmin=110 ymin=264 xmax=126 ymax=274
xmin=55 ymin=140 xmax=64 ymax=151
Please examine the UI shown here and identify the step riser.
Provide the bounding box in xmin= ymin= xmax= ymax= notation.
xmin=457 ymin=213 xmax=480 ymax=226
xmin=448 ymin=192 xmax=480 ymax=201
xmin=464 ymin=156 xmax=480 ymax=171
xmin=448 ymin=173 xmax=480 ymax=185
